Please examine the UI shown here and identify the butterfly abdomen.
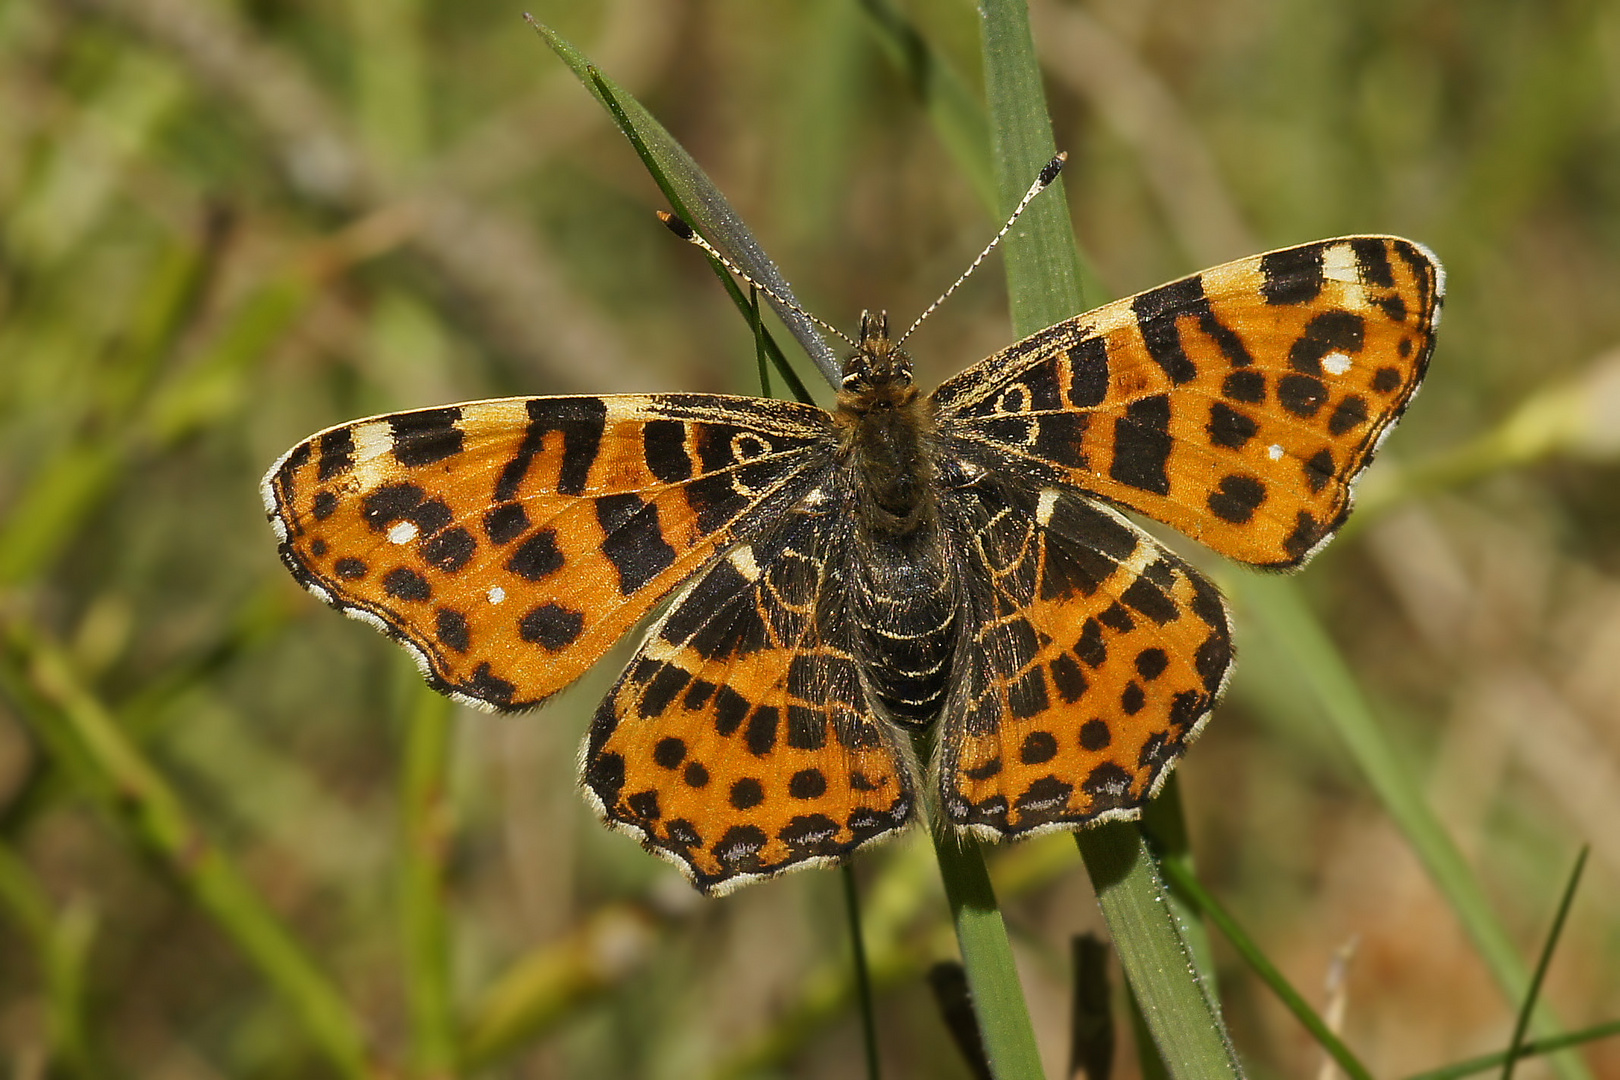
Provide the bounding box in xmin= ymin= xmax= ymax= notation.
xmin=848 ymin=528 xmax=959 ymax=728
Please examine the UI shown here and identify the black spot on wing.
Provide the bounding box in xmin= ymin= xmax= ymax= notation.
xmin=390 ymin=408 xmax=464 ymax=466
xmin=1110 ymin=395 xmax=1172 ymax=495
xmin=1289 ymin=311 xmax=1365 ymax=375
xmin=421 ymin=527 xmax=476 ymax=572
xmin=1304 ymin=448 xmax=1335 ymax=493
xmin=1222 ymin=370 xmax=1266 ymax=403
xmin=484 ymin=503 xmax=530 ymax=544
xmin=1207 ymin=402 xmax=1257 ymax=449
xmin=745 ymin=706 xmax=779 ymax=756
xmin=382 ymin=567 xmax=432 ymax=602
xmin=638 ymin=663 xmax=690 ymax=719
xmin=506 ymin=528 xmax=564 ymax=581
xmin=1032 ymin=413 xmax=1089 ymax=469
xmin=1278 ymin=374 xmax=1328 ymax=418
xmin=1328 ymin=395 xmax=1370 ymax=436
xmin=596 ymin=493 xmax=677 ymax=595
xmin=1119 ymin=574 xmax=1177 ymax=625
xmin=1282 ymin=511 xmax=1323 ymax=564
xmin=712 ymin=825 xmax=769 ymax=875
xmin=684 ymin=473 xmax=749 ymax=534
xmin=642 ymin=419 xmax=693 ymax=482
xmin=1132 ymin=277 xmax=1203 ymax=384
xmin=317 ymin=427 xmax=355 ymax=481
xmin=362 ymin=483 xmax=426 ymax=531
xmin=1066 ymin=337 xmax=1110 ymax=407
xmin=1261 ymin=243 xmax=1326 ymax=306
xmin=496 ymin=397 xmax=607 ymax=501
xmin=1207 ymin=475 xmax=1267 ymax=524
xmin=465 ymin=663 xmax=517 ymax=708
xmin=435 ymin=608 xmax=470 ymax=652
xmin=1352 ymin=238 xmax=1395 ymax=287
xmin=519 ymin=602 xmax=584 ymax=651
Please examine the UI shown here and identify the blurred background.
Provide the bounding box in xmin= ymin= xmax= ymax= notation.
xmin=2 ymin=0 xmax=1619 ymax=1076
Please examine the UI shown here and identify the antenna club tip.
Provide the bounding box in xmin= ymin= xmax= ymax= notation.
xmin=656 ymin=211 xmax=695 ymax=240
xmin=1039 ymin=152 xmax=1068 ymax=186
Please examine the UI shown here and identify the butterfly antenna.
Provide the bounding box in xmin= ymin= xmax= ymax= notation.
xmin=895 ymin=152 xmax=1068 ymax=347
xmin=657 ymin=211 xmax=860 ymax=349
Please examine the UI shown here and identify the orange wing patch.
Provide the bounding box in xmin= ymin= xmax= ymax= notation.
xmin=934 ymin=236 xmax=1442 ymax=568
xmin=939 ymin=482 xmax=1231 ymax=835
xmin=263 ymin=394 xmax=833 ymax=710
xmin=582 ymin=502 xmax=915 ymax=894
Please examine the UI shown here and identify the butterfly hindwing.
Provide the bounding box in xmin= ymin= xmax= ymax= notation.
xmin=263 ymin=394 xmax=834 ymax=710
xmin=583 ymin=494 xmax=917 ymax=894
xmin=933 ymin=236 xmax=1443 ymax=568
xmin=938 ymin=479 xmax=1232 ymax=836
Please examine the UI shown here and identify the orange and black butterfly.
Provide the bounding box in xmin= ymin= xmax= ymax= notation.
xmin=264 ymin=229 xmax=1441 ymax=895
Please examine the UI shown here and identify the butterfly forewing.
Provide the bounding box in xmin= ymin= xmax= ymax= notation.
xmin=583 ymin=497 xmax=916 ymax=894
xmin=933 ymin=236 xmax=1442 ymax=568
xmin=263 ymin=394 xmax=834 ymax=710
xmin=939 ymin=480 xmax=1231 ymax=836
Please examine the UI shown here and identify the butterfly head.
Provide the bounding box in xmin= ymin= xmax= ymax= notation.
xmin=839 ymin=310 xmax=915 ymax=406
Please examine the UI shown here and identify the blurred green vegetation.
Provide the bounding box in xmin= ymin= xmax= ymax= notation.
xmin=3 ymin=0 xmax=1620 ymax=1076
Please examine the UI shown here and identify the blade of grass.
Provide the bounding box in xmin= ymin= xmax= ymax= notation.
xmin=842 ymin=866 xmax=884 ymax=1080
xmin=856 ymin=0 xmax=996 ymax=212
xmin=1403 ymin=1022 xmax=1620 ymax=1080
xmin=1236 ymin=572 xmax=1589 ymax=1079
xmin=584 ymin=66 xmax=818 ymax=404
xmin=1502 ymin=847 xmax=1588 ymax=1080
xmin=525 ymin=16 xmax=840 ymax=391
xmin=1077 ymin=825 xmax=1241 ymax=1074
xmin=973 ymin=0 xmax=1242 ymax=1072
xmin=929 ymin=827 xmax=1047 ymax=1080
xmin=976 ymin=0 xmax=1090 ymax=329
xmin=1156 ymin=852 xmax=1371 ymax=1080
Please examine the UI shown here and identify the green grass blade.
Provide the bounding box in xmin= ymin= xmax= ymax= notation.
xmin=856 ymin=0 xmax=996 ymax=212
xmin=974 ymin=0 xmax=1242 ymax=1072
xmin=1502 ymin=847 xmax=1588 ymax=1080
xmin=842 ymin=866 xmax=883 ymax=1080
xmin=526 ymin=16 xmax=839 ymax=391
xmin=1077 ymin=826 xmax=1242 ymax=1075
xmin=930 ymin=829 xmax=1047 ymax=1080
xmin=976 ymin=0 xmax=1087 ymax=329
xmin=1157 ymin=854 xmax=1372 ymax=1080
xmin=1403 ymin=1022 xmax=1620 ymax=1080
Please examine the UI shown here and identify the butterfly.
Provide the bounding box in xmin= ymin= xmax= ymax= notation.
xmin=263 ymin=233 xmax=1442 ymax=895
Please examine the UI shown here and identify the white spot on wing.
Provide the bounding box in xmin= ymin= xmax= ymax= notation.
xmin=388 ymin=521 xmax=419 ymax=545
xmin=1268 ymin=444 xmax=1285 ymax=461
xmin=350 ymin=420 xmax=395 ymax=492
xmin=1322 ymin=351 xmax=1352 ymax=376
xmin=602 ymin=395 xmax=655 ymax=423
xmin=1036 ymin=488 xmax=1059 ymax=525
xmin=1322 ymin=242 xmax=1359 ymax=284
xmin=728 ymin=545 xmax=760 ymax=581
xmin=487 ymin=585 xmax=506 ymax=605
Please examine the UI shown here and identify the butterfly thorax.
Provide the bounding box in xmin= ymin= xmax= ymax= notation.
xmin=834 ymin=311 xmax=939 ymax=537
xmin=833 ymin=311 xmax=959 ymax=727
